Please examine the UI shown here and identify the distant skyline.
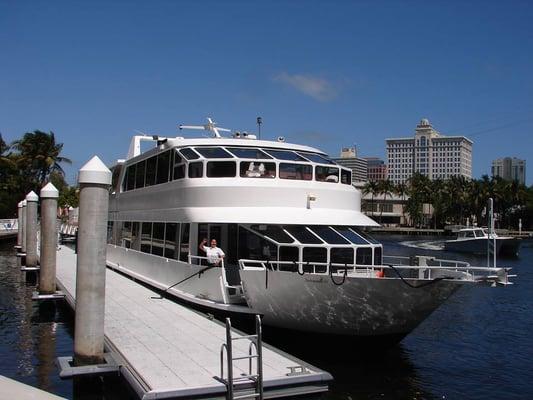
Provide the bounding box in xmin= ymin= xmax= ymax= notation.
xmin=1 ymin=0 xmax=532 ymax=184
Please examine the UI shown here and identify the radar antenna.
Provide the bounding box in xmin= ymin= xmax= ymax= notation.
xmin=179 ymin=117 xmax=231 ymax=138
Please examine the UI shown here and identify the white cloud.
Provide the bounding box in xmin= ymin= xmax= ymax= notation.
xmin=274 ymin=72 xmax=338 ymax=102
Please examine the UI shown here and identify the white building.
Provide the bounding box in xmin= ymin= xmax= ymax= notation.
xmin=386 ymin=119 xmax=473 ymax=184
xmin=491 ymin=157 xmax=526 ymax=185
xmin=333 ymin=146 xmax=368 ymax=182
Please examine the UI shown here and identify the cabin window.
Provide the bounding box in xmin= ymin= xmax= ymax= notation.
xmin=180 ymin=148 xmax=200 ymax=160
xmin=179 ymin=223 xmax=190 ymax=262
xmin=278 ymin=246 xmax=299 ymax=272
xmin=374 ymin=246 xmax=382 ymax=265
xmin=131 ymin=222 xmax=140 ymax=251
xmin=331 ymin=248 xmax=354 ymax=268
xmin=240 ymin=162 xmax=276 ymax=178
xmin=145 ymin=156 xmax=157 ymax=187
xmin=341 ymin=169 xmax=352 ymax=185
xmin=164 ymin=223 xmax=179 ymax=259
xmin=151 ymin=222 xmax=165 ymax=256
xmin=310 ymin=226 xmax=349 ymax=244
xmin=297 ymin=152 xmax=335 ymax=165
xmin=284 ymin=226 xmax=322 ymax=244
xmin=333 ymin=226 xmax=369 ymax=245
xmin=107 ymin=221 xmax=114 ymax=244
xmin=195 ymin=147 xmax=233 ymax=159
xmin=264 ymin=149 xmax=308 ymax=162
xmin=227 ymin=147 xmax=272 ymax=159
xmin=465 ymin=231 xmax=475 ymax=238
xmin=249 ymin=225 xmax=294 ymax=243
xmin=302 ymin=247 xmax=327 ymax=273
xmin=238 ymin=227 xmax=278 ymax=262
xmin=173 ymin=152 xmax=185 ymax=180
xmin=279 ymin=163 xmax=312 ymax=180
xmin=356 ymin=247 xmax=372 ymax=265
xmin=188 ymin=162 xmax=203 ymax=178
xmin=111 ymin=165 xmax=123 ymax=193
xmin=121 ymin=222 xmax=132 ymax=248
xmin=207 ymin=161 xmax=237 ymax=177
xmin=474 ymin=230 xmax=484 ymax=238
xmin=141 ymin=222 xmax=152 ymax=253
xmin=136 ymin=160 xmax=146 ymax=189
xmin=315 ymin=166 xmax=339 ymax=183
xmin=351 ymin=227 xmax=379 ymax=244
xmin=126 ymin=164 xmax=136 ymax=191
xmin=156 ymin=151 xmax=171 ymax=185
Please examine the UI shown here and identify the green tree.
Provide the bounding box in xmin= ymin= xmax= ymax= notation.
xmin=363 ymin=180 xmax=380 ymax=218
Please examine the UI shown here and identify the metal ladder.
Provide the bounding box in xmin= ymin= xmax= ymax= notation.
xmin=220 ymin=315 xmax=264 ymax=400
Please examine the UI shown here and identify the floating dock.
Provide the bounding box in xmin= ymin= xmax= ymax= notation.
xmin=0 ymin=375 xmax=66 ymax=400
xmin=55 ymin=245 xmax=331 ymax=399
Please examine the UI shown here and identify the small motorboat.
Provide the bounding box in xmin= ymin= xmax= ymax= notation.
xmin=444 ymin=227 xmax=521 ymax=256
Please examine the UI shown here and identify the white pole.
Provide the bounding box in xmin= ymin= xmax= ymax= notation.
xmin=73 ymin=156 xmax=111 ymax=365
xmin=519 ymin=218 xmax=522 ymax=236
xmin=39 ymin=183 xmax=59 ymax=294
xmin=21 ymin=200 xmax=27 ymax=253
xmin=25 ymin=191 xmax=39 ymax=268
xmin=17 ymin=201 xmax=23 ymax=247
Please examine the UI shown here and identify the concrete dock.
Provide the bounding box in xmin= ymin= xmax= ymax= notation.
xmin=55 ymin=245 xmax=331 ymax=399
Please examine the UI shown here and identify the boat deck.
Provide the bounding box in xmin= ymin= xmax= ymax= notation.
xmin=55 ymin=245 xmax=331 ymax=399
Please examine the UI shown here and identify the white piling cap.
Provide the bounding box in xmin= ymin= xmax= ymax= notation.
xmin=26 ymin=191 xmax=39 ymax=202
xmin=18 ymin=201 xmax=24 ymax=208
xmin=40 ymin=182 xmax=59 ymax=199
xmin=78 ymin=156 xmax=112 ymax=185
xmin=22 ymin=200 xmax=27 ymax=206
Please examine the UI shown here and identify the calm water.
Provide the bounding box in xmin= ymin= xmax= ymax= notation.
xmin=0 ymin=236 xmax=532 ymax=399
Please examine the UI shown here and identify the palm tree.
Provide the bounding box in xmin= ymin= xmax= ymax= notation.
xmin=12 ymin=130 xmax=72 ymax=185
xmin=377 ymin=179 xmax=394 ymax=224
xmin=363 ymin=180 xmax=380 ymax=218
xmin=394 ymin=182 xmax=408 ymax=226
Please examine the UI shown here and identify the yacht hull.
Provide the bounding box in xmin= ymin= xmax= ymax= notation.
xmin=444 ymin=238 xmax=502 ymax=255
xmin=239 ymin=269 xmax=462 ymax=336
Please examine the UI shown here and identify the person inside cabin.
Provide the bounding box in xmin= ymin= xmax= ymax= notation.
xmin=199 ymin=238 xmax=225 ymax=267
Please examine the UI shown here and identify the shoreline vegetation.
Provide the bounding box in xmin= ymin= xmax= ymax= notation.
xmin=363 ymin=174 xmax=533 ymax=231
xmin=0 ymin=131 xmax=78 ymax=218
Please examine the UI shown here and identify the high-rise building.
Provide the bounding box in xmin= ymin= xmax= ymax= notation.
xmin=386 ymin=119 xmax=473 ymax=184
xmin=491 ymin=157 xmax=526 ymax=185
xmin=364 ymin=157 xmax=388 ymax=182
xmin=333 ymin=146 xmax=368 ymax=182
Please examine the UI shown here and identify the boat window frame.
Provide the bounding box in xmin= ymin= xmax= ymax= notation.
xmin=239 ymin=161 xmax=276 ymax=178
xmin=263 ymin=149 xmax=309 ymax=162
xmin=279 ymin=163 xmax=313 ymax=181
xmin=206 ymin=161 xmax=237 ymax=178
xmin=315 ymin=166 xmax=340 ymax=183
xmin=225 ymin=147 xmax=273 ymax=159
xmin=194 ymin=147 xmax=234 ymax=159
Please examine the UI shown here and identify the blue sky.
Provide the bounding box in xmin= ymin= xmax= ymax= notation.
xmin=1 ymin=0 xmax=532 ymax=184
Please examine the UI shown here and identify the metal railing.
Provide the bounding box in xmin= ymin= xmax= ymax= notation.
xmin=188 ymin=254 xmax=225 ymax=268
xmin=238 ymin=256 xmax=513 ymax=286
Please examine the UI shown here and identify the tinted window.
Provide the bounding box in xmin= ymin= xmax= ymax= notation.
xmin=227 ymin=147 xmax=272 ymax=159
xmin=279 ymin=246 xmax=299 ymax=272
xmin=238 ymin=227 xmax=277 ymax=261
xmin=164 ymin=223 xmax=178 ymax=259
xmin=240 ymin=162 xmax=276 ymax=178
xmin=356 ymin=247 xmax=372 ymax=265
xmin=188 ymin=162 xmax=203 ymax=178
xmin=302 ymin=247 xmax=327 ymax=273
xmin=297 ymin=152 xmax=335 ymax=164
xmin=341 ymin=169 xmax=352 ymax=185
xmin=173 ymin=152 xmax=185 ymax=180
xmin=310 ymin=226 xmax=349 ymax=244
xmin=207 ymin=161 xmax=236 ymax=177
xmin=315 ymin=166 xmax=339 ymax=183
xmin=250 ymin=225 xmax=293 ymax=243
xmin=136 ymin=160 xmax=146 ymax=189
xmin=180 ymin=148 xmax=200 ymax=160
xmin=264 ymin=149 xmax=308 ymax=161
xmin=279 ymin=163 xmax=312 ymax=180
xmin=331 ymin=248 xmax=354 ymax=265
xmin=140 ymin=222 xmax=152 ymax=253
xmin=126 ymin=164 xmax=136 ymax=191
xmin=179 ymin=223 xmax=190 ymax=262
xmin=122 ymin=221 xmax=132 ymax=248
xmin=195 ymin=147 xmax=233 ymax=158
xmin=284 ymin=226 xmax=322 ymax=244
xmin=131 ymin=222 xmax=140 ymax=250
xmin=156 ymin=151 xmax=170 ymax=185
xmin=374 ymin=246 xmax=382 ymax=265
xmin=351 ymin=227 xmax=379 ymax=244
xmin=334 ymin=226 xmax=369 ymax=245
xmin=145 ymin=156 xmax=157 ymax=186
xmin=151 ymin=222 xmax=165 ymax=256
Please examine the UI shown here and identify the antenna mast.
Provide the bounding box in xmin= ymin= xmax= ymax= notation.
xmin=179 ymin=117 xmax=231 ymax=138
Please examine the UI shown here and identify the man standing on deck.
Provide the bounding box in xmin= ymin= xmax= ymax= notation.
xmin=199 ymin=238 xmax=225 ymax=267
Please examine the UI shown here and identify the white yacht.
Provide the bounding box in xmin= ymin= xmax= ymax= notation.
xmin=444 ymin=227 xmax=521 ymax=257
xmin=106 ymin=119 xmax=512 ymax=339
